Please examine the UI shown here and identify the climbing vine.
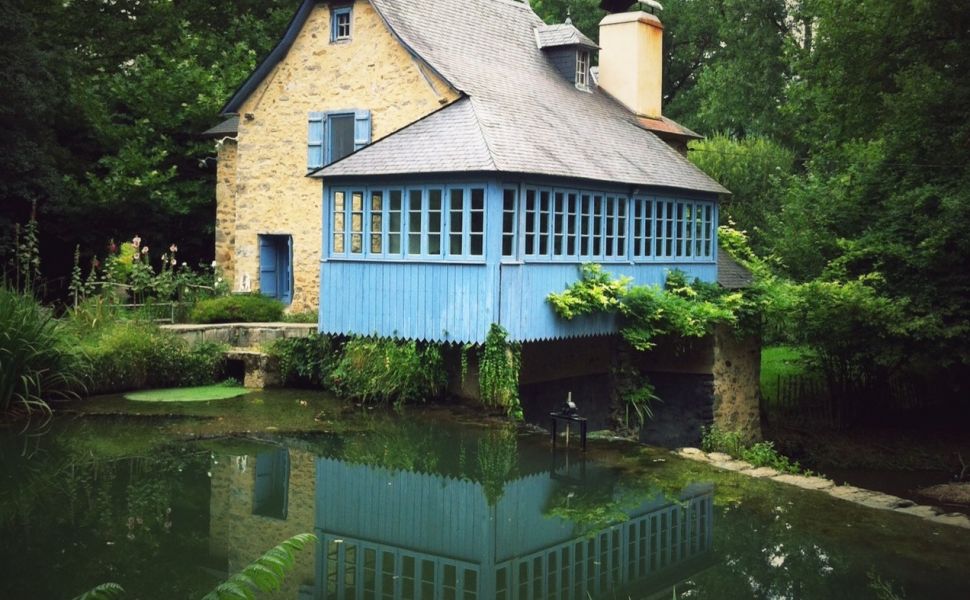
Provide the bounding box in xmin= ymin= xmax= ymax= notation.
xmin=548 ymin=265 xmax=743 ymax=351
xmin=478 ymin=324 xmax=523 ymax=419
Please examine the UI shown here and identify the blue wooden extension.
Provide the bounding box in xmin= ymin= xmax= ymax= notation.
xmin=319 ymin=178 xmax=719 ymax=343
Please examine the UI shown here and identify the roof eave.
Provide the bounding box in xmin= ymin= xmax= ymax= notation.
xmin=219 ymin=0 xmax=318 ymax=116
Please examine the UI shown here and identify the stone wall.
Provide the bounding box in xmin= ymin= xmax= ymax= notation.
xmin=712 ymin=323 xmax=763 ymax=441
xmin=222 ymin=0 xmax=460 ymax=312
xmin=214 ymin=139 xmax=238 ymax=286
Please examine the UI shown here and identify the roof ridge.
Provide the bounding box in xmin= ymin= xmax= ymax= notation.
xmin=466 ymin=98 xmax=500 ymax=172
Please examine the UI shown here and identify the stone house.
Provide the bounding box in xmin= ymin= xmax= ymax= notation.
xmin=206 ymin=0 xmax=760 ymax=441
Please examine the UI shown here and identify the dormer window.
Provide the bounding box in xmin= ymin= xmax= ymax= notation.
xmin=331 ymin=6 xmax=352 ymax=42
xmin=576 ymin=50 xmax=590 ymax=90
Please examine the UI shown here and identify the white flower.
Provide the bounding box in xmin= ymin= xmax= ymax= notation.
xmin=211 ymin=260 xmax=218 ymax=268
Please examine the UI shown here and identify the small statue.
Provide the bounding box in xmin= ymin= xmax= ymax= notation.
xmin=563 ymin=391 xmax=578 ymax=416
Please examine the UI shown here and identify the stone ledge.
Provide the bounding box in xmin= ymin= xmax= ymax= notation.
xmin=672 ymin=446 xmax=970 ymax=530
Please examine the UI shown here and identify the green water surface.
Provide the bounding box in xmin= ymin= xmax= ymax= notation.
xmin=1 ymin=389 xmax=967 ymax=599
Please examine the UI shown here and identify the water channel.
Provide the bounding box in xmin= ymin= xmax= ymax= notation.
xmin=1 ymin=390 xmax=967 ymax=599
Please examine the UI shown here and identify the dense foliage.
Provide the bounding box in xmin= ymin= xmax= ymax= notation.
xmin=1 ymin=0 xmax=293 ymax=293
xmin=477 ymin=324 xmax=523 ymax=419
xmin=533 ymin=0 xmax=970 ymax=401
xmin=0 ymin=287 xmax=85 ymax=420
xmin=60 ymin=299 xmax=224 ymax=396
xmin=548 ymin=264 xmax=743 ymax=351
xmin=329 ymin=337 xmax=446 ymax=408
xmin=190 ymin=294 xmax=284 ymax=324
xmin=270 ymin=334 xmax=341 ymax=388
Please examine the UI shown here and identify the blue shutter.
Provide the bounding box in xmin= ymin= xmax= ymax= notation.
xmin=354 ymin=110 xmax=372 ymax=151
xmin=281 ymin=236 xmax=293 ymax=305
xmin=259 ymin=236 xmax=278 ymax=298
xmin=308 ymin=112 xmax=324 ymax=170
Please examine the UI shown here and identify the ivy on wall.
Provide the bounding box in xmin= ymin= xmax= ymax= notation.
xmin=478 ymin=324 xmax=523 ymax=420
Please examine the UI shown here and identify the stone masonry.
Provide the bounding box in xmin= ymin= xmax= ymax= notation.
xmin=214 ymin=139 xmax=238 ymax=285
xmin=712 ymin=323 xmax=763 ymax=441
xmin=218 ymin=0 xmax=461 ymax=312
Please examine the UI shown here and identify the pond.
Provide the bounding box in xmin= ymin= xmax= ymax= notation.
xmin=1 ymin=390 xmax=968 ymax=599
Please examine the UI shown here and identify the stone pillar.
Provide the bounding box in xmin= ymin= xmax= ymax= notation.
xmin=712 ymin=323 xmax=763 ymax=440
xmin=215 ymin=139 xmax=238 ymax=286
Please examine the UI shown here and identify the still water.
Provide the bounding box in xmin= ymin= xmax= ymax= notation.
xmin=1 ymin=390 xmax=968 ymax=599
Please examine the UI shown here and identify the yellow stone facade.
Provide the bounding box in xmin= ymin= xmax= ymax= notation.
xmin=217 ymin=0 xmax=460 ymax=311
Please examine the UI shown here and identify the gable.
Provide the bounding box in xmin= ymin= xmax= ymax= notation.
xmin=223 ymin=0 xmax=458 ymax=119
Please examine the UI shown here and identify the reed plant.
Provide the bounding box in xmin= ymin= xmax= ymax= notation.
xmin=0 ymin=287 xmax=86 ymax=421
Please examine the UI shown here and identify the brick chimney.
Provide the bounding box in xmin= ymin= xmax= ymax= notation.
xmin=597 ymin=11 xmax=663 ymax=119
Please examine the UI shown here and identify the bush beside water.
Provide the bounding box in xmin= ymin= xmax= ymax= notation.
xmin=272 ymin=334 xmax=341 ymax=388
xmin=82 ymin=322 xmax=225 ymax=395
xmin=331 ymin=337 xmax=446 ymax=407
xmin=0 ymin=288 xmax=86 ymax=420
xmin=190 ymin=294 xmax=284 ymax=324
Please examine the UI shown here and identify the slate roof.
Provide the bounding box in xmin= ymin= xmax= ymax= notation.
xmin=314 ymin=0 xmax=727 ymax=195
xmin=717 ymin=247 xmax=754 ymax=289
xmin=201 ymin=116 xmax=239 ymax=138
xmin=535 ymin=21 xmax=598 ymax=50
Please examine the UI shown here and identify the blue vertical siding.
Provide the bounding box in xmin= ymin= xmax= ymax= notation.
xmin=319 ymin=177 xmax=720 ymax=344
xmin=320 ymin=261 xmax=496 ymax=343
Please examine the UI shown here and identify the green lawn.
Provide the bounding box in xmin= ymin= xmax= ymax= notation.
xmin=761 ymin=345 xmax=815 ymax=403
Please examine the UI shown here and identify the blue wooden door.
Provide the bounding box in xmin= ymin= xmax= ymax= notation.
xmin=258 ymin=235 xmax=292 ymax=304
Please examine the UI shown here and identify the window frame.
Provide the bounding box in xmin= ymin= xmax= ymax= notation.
xmin=328 ymin=183 xmax=488 ymax=262
xmin=330 ymin=5 xmax=352 ymax=43
xmin=575 ymin=50 xmax=590 ymax=91
xmin=308 ymin=109 xmax=371 ymax=171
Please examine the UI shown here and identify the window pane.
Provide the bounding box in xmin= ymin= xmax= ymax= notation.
xmin=408 ymin=189 xmax=423 ymax=254
xmin=350 ymin=191 xmax=363 ymax=254
xmin=371 ymin=191 xmax=383 ymax=254
xmin=333 ymin=191 xmax=345 ymax=253
xmin=330 ymin=113 xmax=355 ymax=163
xmin=450 ymin=188 xmax=464 ymax=255
xmin=592 ymin=196 xmax=603 ymax=256
xmin=389 ymin=190 xmax=402 ymax=255
xmin=525 ymin=189 xmax=536 ymax=255
xmin=539 ymin=190 xmax=550 ymax=256
xmin=428 ymin=189 xmax=442 ymax=255
xmin=566 ymin=193 xmax=577 ymax=256
xmin=502 ymin=188 xmax=516 ymax=257
xmin=470 ymin=188 xmax=484 ymax=256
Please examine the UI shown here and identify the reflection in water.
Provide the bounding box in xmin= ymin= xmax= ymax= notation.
xmin=6 ymin=405 xmax=968 ymax=599
xmin=210 ymin=436 xmax=714 ymax=600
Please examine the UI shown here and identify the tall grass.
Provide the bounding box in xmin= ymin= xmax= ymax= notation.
xmin=0 ymin=287 xmax=86 ymax=421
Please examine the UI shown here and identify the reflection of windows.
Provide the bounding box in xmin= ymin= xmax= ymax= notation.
xmin=253 ymin=448 xmax=289 ymax=520
xmin=329 ymin=185 xmax=487 ymax=260
xmin=331 ymin=6 xmax=352 ymax=42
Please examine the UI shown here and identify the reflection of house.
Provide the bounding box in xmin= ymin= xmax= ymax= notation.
xmin=208 ymin=444 xmax=714 ymax=600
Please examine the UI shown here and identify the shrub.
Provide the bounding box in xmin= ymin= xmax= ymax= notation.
xmin=84 ymin=321 xmax=225 ymax=394
xmin=701 ymin=425 xmax=807 ymax=475
xmin=270 ymin=334 xmax=340 ymax=388
xmin=190 ymin=293 xmax=284 ymax=324
xmin=0 ymin=287 xmax=86 ymax=420
xmin=330 ymin=337 xmax=446 ymax=407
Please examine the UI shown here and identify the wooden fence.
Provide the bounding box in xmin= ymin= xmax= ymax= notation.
xmin=762 ymin=372 xmax=932 ymax=430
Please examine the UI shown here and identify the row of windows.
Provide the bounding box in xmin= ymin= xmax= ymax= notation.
xmin=331 ymin=186 xmax=486 ymax=259
xmin=328 ymin=185 xmax=716 ymax=262
xmin=520 ymin=187 xmax=715 ymax=261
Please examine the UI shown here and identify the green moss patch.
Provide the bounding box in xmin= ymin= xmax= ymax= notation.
xmin=124 ymin=385 xmax=248 ymax=402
